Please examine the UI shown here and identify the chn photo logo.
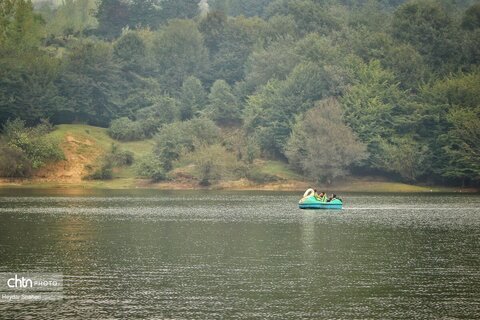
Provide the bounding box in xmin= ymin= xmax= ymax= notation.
xmin=7 ymin=274 xmax=33 ymax=289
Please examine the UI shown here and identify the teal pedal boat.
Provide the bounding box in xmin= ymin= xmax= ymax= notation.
xmin=299 ymin=196 xmax=343 ymax=209
xmin=298 ymin=189 xmax=343 ymax=209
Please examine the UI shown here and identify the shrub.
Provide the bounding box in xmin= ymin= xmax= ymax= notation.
xmin=85 ymin=161 xmax=113 ymax=180
xmin=134 ymin=154 xmax=166 ymax=182
xmin=107 ymin=117 xmax=144 ymax=141
xmin=185 ymin=144 xmax=240 ymax=186
xmin=107 ymin=143 xmax=134 ymax=166
xmin=153 ymin=117 xmax=220 ymax=170
xmin=0 ymin=119 xmax=64 ymax=177
xmin=135 ymin=96 xmax=180 ymax=137
xmin=0 ymin=143 xmax=33 ymax=178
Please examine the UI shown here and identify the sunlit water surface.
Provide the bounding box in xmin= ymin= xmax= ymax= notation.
xmin=0 ymin=189 xmax=479 ymax=319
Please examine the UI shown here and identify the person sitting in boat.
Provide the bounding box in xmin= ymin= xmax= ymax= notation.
xmin=327 ymin=194 xmax=342 ymax=203
xmin=315 ymin=191 xmax=327 ymax=202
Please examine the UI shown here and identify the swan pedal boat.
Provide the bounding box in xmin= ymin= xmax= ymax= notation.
xmin=299 ymin=189 xmax=343 ymax=210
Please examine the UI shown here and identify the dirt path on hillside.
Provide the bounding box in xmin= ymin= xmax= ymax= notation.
xmin=34 ymin=134 xmax=101 ymax=183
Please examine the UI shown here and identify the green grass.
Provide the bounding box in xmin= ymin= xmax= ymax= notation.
xmin=42 ymin=124 xmax=154 ymax=186
xmin=256 ymin=160 xmax=304 ymax=181
xmin=50 ymin=124 xmax=154 ymax=158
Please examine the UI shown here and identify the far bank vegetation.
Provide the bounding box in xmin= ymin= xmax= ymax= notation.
xmin=0 ymin=0 xmax=479 ymax=187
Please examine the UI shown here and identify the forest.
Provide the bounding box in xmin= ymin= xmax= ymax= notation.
xmin=0 ymin=0 xmax=479 ymax=187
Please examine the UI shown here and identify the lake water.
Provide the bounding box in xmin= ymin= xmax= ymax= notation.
xmin=0 ymin=189 xmax=479 ymax=319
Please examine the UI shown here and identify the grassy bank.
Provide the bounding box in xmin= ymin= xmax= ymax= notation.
xmin=0 ymin=124 xmax=476 ymax=193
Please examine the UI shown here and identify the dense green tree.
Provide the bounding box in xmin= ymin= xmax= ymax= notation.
xmin=179 ymin=76 xmax=207 ymax=120
xmin=198 ymin=11 xmax=228 ymax=54
xmin=135 ymin=95 xmax=180 ymax=134
xmin=244 ymin=37 xmax=299 ymax=91
xmin=152 ymin=19 xmax=208 ymax=92
xmin=285 ymin=98 xmax=367 ymax=184
xmin=391 ymin=1 xmax=460 ymax=73
xmin=261 ymin=15 xmax=298 ymax=42
xmin=0 ymin=0 xmax=44 ymax=52
xmin=0 ymin=53 xmax=64 ymax=125
xmin=155 ymin=0 xmax=199 ymax=22
xmin=128 ymin=0 xmax=163 ymax=28
xmin=153 ymin=117 xmax=220 ymax=170
xmin=44 ymin=0 xmax=97 ymax=36
xmin=243 ymin=80 xmax=295 ymax=157
xmin=441 ymin=107 xmax=480 ymax=185
xmin=0 ymin=0 xmax=66 ymax=125
xmin=341 ymin=60 xmax=414 ymax=171
xmin=200 ymin=15 xmax=261 ymax=84
xmin=107 ymin=117 xmax=144 ymax=141
xmin=134 ymin=153 xmax=166 ymax=181
xmin=57 ymin=40 xmax=124 ymax=125
xmin=113 ymin=31 xmax=146 ymax=71
xmin=0 ymin=0 xmax=478 ymax=187
xmin=416 ymin=71 xmax=480 ymax=183
xmin=266 ymin=0 xmax=343 ymax=36
xmin=378 ymin=137 xmax=429 ymax=182
xmin=207 ymin=80 xmax=240 ymax=125
xmin=210 ymin=0 xmax=274 ymax=17
xmin=94 ymin=0 xmax=130 ymax=39
xmin=0 ymin=119 xmax=63 ymax=176
xmin=462 ymin=3 xmax=480 ymax=30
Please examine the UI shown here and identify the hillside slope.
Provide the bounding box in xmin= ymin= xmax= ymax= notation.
xmin=0 ymin=124 xmax=468 ymax=192
xmin=35 ymin=124 xmax=153 ymax=185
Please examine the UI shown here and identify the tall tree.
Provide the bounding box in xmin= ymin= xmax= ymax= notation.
xmin=152 ymin=19 xmax=208 ymax=92
xmin=207 ymin=79 xmax=240 ymax=125
xmin=94 ymin=0 xmax=130 ymax=39
xmin=180 ymin=76 xmax=207 ymax=120
xmin=391 ymin=1 xmax=460 ymax=73
xmin=285 ymin=98 xmax=367 ymax=184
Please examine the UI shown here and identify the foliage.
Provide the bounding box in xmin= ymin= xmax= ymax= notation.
xmin=0 ymin=0 xmax=479 ymax=186
xmin=442 ymin=107 xmax=480 ymax=184
xmin=113 ymin=31 xmax=146 ymax=70
xmin=85 ymin=143 xmax=133 ymax=180
xmin=134 ymin=154 xmax=166 ymax=182
xmin=135 ymin=95 xmax=180 ymax=136
xmin=43 ymin=0 xmax=97 ymax=36
xmin=85 ymin=161 xmax=113 ymax=180
xmin=185 ymin=143 xmax=237 ymax=186
xmin=207 ymin=80 xmax=240 ymax=125
xmin=94 ymin=0 xmax=130 ymax=39
xmin=108 ymin=117 xmax=144 ymax=141
xmin=106 ymin=143 xmax=134 ymax=166
xmin=285 ymin=99 xmax=367 ymax=184
xmin=179 ymin=76 xmax=207 ymax=120
xmin=153 ymin=118 xmax=220 ymax=170
xmin=152 ymin=19 xmax=208 ymax=92
xmin=391 ymin=1 xmax=460 ymax=73
xmin=0 ymin=143 xmax=32 ymax=177
xmin=0 ymin=119 xmax=64 ymax=177
xmin=341 ymin=60 xmax=414 ymax=172
xmin=462 ymin=3 xmax=480 ymax=30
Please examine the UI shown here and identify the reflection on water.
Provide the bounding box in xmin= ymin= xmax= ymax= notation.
xmin=0 ymin=189 xmax=479 ymax=319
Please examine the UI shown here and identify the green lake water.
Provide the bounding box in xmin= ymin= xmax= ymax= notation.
xmin=0 ymin=189 xmax=479 ymax=319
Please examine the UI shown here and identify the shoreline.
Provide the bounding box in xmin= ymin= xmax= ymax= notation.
xmin=0 ymin=178 xmax=477 ymax=193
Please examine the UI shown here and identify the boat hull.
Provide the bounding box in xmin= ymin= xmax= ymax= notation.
xmin=298 ymin=196 xmax=343 ymax=210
